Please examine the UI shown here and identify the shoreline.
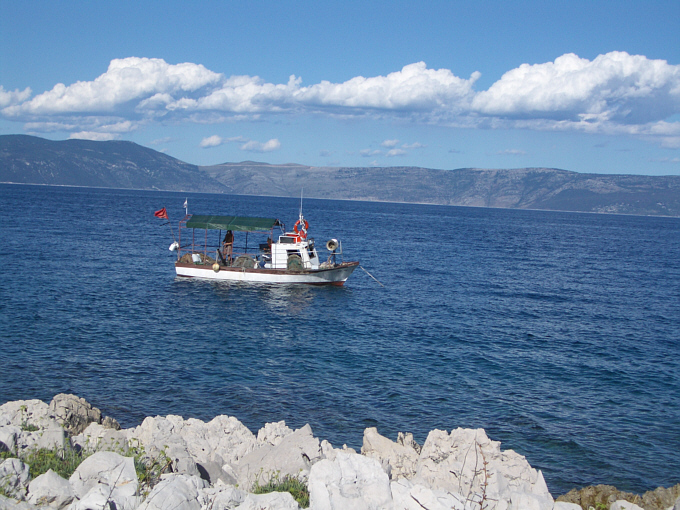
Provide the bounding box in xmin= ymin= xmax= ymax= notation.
xmin=1 ymin=394 xmax=678 ymax=510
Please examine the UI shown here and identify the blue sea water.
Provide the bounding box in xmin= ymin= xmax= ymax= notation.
xmin=0 ymin=183 xmax=678 ymax=495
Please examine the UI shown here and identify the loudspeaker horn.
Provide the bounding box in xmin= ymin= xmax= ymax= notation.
xmin=326 ymin=238 xmax=339 ymax=251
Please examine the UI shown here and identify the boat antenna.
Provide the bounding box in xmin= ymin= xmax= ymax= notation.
xmin=299 ymin=188 xmax=304 ymax=221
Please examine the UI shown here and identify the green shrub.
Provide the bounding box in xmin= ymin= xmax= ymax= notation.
xmin=252 ymin=473 xmax=310 ymax=508
xmin=22 ymin=448 xmax=88 ymax=480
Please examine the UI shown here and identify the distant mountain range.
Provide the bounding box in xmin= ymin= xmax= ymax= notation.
xmin=2 ymin=134 xmax=679 ymax=216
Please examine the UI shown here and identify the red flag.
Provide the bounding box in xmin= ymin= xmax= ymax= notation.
xmin=154 ymin=207 xmax=169 ymax=219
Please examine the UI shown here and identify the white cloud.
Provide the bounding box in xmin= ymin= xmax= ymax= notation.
xmin=497 ymin=149 xmax=526 ymax=156
xmin=0 ymin=86 xmax=32 ymax=108
xmin=381 ymin=139 xmax=399 ymax=147
xmin=2 ymin=53 xmax=679 ymax=147
xmin=4 ymin=57 xmax=220 ymax=116
xmin=387 ymin=148 xmax=407 ymax=157
xmin=240 ymin=138 xmax=281 ymax=152
xmin=472 ymin=52 xmax=680 ymax=125
xmin=360 ymin=149 xmax=382 ymax=157
xmin=296 ymin=62 xmax=480 ymax=111
xmin=69 ymin=131 xmax=118 ymax=141
xmin=200 ymin=135 xmax=224 ymax=148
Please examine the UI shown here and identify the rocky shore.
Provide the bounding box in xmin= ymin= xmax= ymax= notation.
xmin=0 ymin=395 xmax=678 ymax=510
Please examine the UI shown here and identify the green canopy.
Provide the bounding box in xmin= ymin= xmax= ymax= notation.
xmin=185 ymin=215 xmax=280 ymax=232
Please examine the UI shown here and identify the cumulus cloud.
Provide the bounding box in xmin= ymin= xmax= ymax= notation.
xmin=69 ymin=131 xmax=118 ymax=141
xmin=240 ymin=138 xmax=281 ymax=152
xmin=2 ymin=53 xmax=679 ymax=145
xmin=0 ymin=86 xmax=32 ymax=108
xmin=387 ymin=148 xmax=407 ymax=157
xmin=200 ymin=135 xmax=280 ymax=152
xmin=200 ymin=135 xmax=224 ymax=148
xmin=296 ymin=62 xmax=480 ymax=111
xmin=472 ymin=52 xmax=680 ymax=125
xmin=4 ymin=57 xmax=220 ymax=116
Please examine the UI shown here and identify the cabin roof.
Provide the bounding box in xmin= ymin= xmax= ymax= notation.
xmin=185 ymin=215 xmax=280 ymax=232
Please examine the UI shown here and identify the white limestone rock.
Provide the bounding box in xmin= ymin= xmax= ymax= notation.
xmin=361 ymin=427 xmax=419 ymax=480
xmin=68 ymin=451 xmax=138 ymax=510
xmin=391 ymin=478 xmax=466 ymax=510
xmin=177 ymin=415 xmax=258 ymax=467
xmin=257 ymin=421 xmax=294 ymax=447
xmin=308 ymin=450 xmax=392 ymax=510
xmin=0 ymin=459 xmax=30 ymax=500
xmin=611 ymin=501 xmax=645 ymax=510
xmin=200 ymin=484 xmax=246 ymax=510
xmin=234 ymin=492 xmax=300 ymax=510
xmin=413 ymin=428 xmax=553 ymax=510
xmin=18 ymin=427 xmax=68 ymax=454
xmin=0 ymin=400 xmax=57 ymax=431
xmin=27 ymin=469 xmax=75 ymax=508
xmin=235 ymin=424 xmax=321 ymax=488
xmin=126 ymin=416 xmax=200 ymax=478
xmin=137 ymin=473 xmax=207 ymax=510
xmin=48 ymin=395 xmax=102 ymax=437
xmin=0 ymin=425 xmax=20 ymax=455
xmin=126 ymin=414 xmax=258 ymax=480
xmin=0 ymin=494 xmax=38 ymax=509
xmin=71 ymin=423 xmax=129 ymax=454
xmin=552 ymin=503 xmax=583 ymax=510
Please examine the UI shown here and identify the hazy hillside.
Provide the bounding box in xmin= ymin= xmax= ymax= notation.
xmin=2 ymin=135 xmax=679 ymax=216
xmin=202 ymin=161 xmax=680 ymax=216
xmin=0 ymin=134 xmax=227 ymax=193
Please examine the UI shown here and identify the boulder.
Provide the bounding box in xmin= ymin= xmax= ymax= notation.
xmin=0 ymin=425 xmax=20 ymax=454
xmin=611 ymin=501 xmax=645 ymax=510
xmin=361 ymin=427 xmax=419 ymax=480
xmin=48 ymin=395 xmax=102 ymax=436
xmin=27 ymin=469 xmax=75 ymax=508
xmin=18 ymin=427 xmax=68 ymax=453
xmin=137 ymin=473 xmax=207 ymax=510
xmin=257 ymin=421 xmax=294 ymax=447
xmin=308 ymin=450 xmax=392 ymax=510
xmin=125 ymin=416 xmax=200 ymax=478
xmin=0 ymin=459 xmax=30 ymax=500
xmin=413 ymin=428 xmax=553 ymax=510
xmin=235 ymin=492 xmax=300 ymax=509
xmin=174 ymin=415 xmax=258 ymax=467
xmin=391 ymin=478 xmax=466 ymax=510
xmin=200 ymin=484 xmax=246 ymax=510
xmin=68 ymin=451 xmax=138 ymax=510
xmin=0 ymin=494 xmax=38 ymax=509
xmin=71 ymin=423 xmax=129 ymax=454
xmin=0 ymin=400 xmax=57 ymax=431
xmin=552 ymin=503 xmax=582 ymax=510
xmin=235 ymin=424 xmax=321 ymax=487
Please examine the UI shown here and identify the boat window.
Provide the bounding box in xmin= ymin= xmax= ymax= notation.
xmin=279 ymin=236 xmax=297 ymax=244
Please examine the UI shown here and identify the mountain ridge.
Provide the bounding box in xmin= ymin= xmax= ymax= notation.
xmin=2 ymin=135 xmax=679 ymax=216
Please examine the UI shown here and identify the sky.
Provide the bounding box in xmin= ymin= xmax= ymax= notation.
xmin=1 ymin=0 xmax=679 ymax=175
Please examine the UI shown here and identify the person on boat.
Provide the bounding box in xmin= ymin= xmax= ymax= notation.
xmin=222 ymin=230 xmax=234 ymax=263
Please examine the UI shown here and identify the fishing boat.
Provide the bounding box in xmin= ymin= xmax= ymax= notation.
xmin=169 ymin=211 xmax=359 ymax=285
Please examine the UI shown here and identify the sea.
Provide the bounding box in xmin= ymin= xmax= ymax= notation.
xmin=0 ymin=183 xmax=678 ymax=496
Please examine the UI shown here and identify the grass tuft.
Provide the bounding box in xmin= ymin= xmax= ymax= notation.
xmin=252 ymin=473 xmax=310 ymax=508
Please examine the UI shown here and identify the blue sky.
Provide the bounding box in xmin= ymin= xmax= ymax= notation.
xmin=1 ymin=0 xmax=679 ymax=175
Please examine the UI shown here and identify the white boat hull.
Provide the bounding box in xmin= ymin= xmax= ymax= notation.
xmin=175 ymin=261 xmax=359 ymax=285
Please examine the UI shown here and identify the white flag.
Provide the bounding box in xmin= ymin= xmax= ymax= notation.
xmin=183 ymin=198 xmax=188 ymax=209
